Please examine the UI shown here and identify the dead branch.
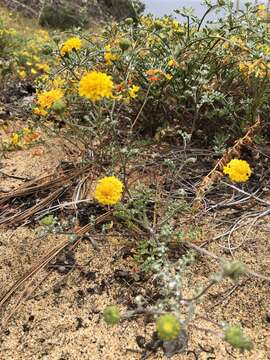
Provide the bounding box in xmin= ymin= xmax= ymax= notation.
xmin=193 ymin=116 xmax=261 ymax=209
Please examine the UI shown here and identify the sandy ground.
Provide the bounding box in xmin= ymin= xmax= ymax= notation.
xmin=0 ymin=125 xmax=269 ymax=360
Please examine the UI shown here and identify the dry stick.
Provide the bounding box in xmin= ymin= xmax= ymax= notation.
xmin=207 ymin=189 xmax=261 ymax=211
xmin=208 ymin=281 xmax=248 ymax=310
xmin=0 ymin=211 xmax=112 ymax=325
xmin=2 ymin=271 xmax=51 ymax=328
xmin=215 ymin=210 xmax=261 ymax=255
xmin=0 ymin=188 xmax=65 ymax=227
xmin=26 ymin=264 xmax=78 ymax=301
xmin=0 ymin=239 xmax=69 ymax=309
xmin=212 ymin=212 xmax=260 ymax=241
xmin=193 ymin=116 xmax=261 ymax=208
xmin=218 ymin=181 xmax=270 ymax=253
xmin=233 ymin=208 xmax=270 ymax=250
xmin=221 ymin=181 xmax=270 ymax=207
xmin=181 ymin=280 xmax=216 ymax=302
xmin=72 ymin=174 xmax=91 ymax=210
xmin=0 ymin=171 xmax=32 ymax=181
xmin=37 ymin=0 xmax=46 ymax=24
xmin=34 ymin=199 xmax=92 ymax=219
xmin=130 ymin=84 xmax=152 ymax=131
xmin=183 ymin=240 xmax=270 ymax=282
xmin=0 ymin=165 xmax=92 ymax=204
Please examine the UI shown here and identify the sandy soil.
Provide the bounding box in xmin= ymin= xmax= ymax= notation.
xmin=0 ymin=125 xmax=269 ymax=360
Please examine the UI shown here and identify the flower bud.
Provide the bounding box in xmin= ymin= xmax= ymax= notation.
xmin=39 ymin=215 xmax=54 ymax=226
xmin=156 ymin=314 xmax=181 ymax=341
xmin=154 ymin=20 xmax=163 ymax=30
xmin=42 ymin=45 xmax=53 ymax=55
xmin=217 ymin=0 xmax=225 ymax=6
xmin=52 ymin=100 xmax=66 ymax=113
xmin=224 ymin=325 xmax=253 ymax=352
xmin=125 ymin=18 xmax=133 ymax=25
xmin=119 ymin=39 xmax=131 ymax=51
xmin=52 ymin=35 xmax=61 ymax=44
xmin=222 ymin=260 xmax=246 ymax=281
xmin=103 ymin=305 xmax=121 ymax=325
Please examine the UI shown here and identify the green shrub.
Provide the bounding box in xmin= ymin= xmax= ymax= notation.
xmin=39 ymin=5 xmax=88 ymax=30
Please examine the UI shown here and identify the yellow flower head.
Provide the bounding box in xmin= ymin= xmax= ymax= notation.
xmin=257 ymin=4 xmax=268 ymax=18
xmin=94 ymin=176 xmax=124 ymax=206
xmin=258 ymin=4 xmax=266 ymax=12
xmin=11 ymin=133 xmax=20 ymax=146
xmin=168 ymin=59 xmax=177 ymax=67
xmin=36 ymin=63 xmax=50 ymax=73
xmin=104 ymin=51 xmax=119 ymax=64
xmin=156 ymin=314 xmax=181 ymax=341
xmin=164 ymin=73 xmax=173 ymax=80
xmin=37 ymin=89 xmax=63 ymax=109
xmin=60 ymin=37 xmax=81 ymax=56
xmin=33 ymin=107 xmax=48 ymax=117
xmin=23 ymin=127 xmax=31 ymax=136
xmin=223 ymin=159 xmax=251 ymax=183
xmin=18 ymin=70 xmax=26 ymax=79
xmin=128 ymin=85 xmax=140 ymax=99
xmin=79 ymin=71 xmax=114 ymax=101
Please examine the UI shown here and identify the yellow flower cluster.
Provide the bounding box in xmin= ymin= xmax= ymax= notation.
xmin=168 ymin=59 xmax=177 ymax=67
xmin=140 ymin=15 xmax=183 ymax=34
xmin=33 ymin=107 xmax=48 ymax=117
xmin=104 ymin=45 xmax=119 ymax=65
xmin=224 ymin=36 xmax=246 ymax=50
xmin=37 ymin=89 xmax=63 ymax=109
xmin=34 ymin=89 xmax=63 ymax=116
xmin=79 ymin=71 xmax=114 ymax=101
xmin=128 ymin=85 xmax=140 ymax=99
xmin=9 ymin=128 xmax=40 ymax=147
xmin=14 ymin=28 xmax=53 ymax=80
xmin=36 ymin=63 xmax=50 ymax=73
xmin=11 ymin=133 xmax=19 ymax=146
xmin=94 ymin=176 xmax=124 ymax=206
xmin=223 ymin=159 xmax=251 ymax=183
xmin=18 ymin=70 xmax=27 ymax=79
xmin=239 ymin=59 xmax=270 ymax=79
xmin=257 ymin=4 xmax=268 ymax=18
xmin=146 ymin=69 xmax=172 ymax=82
xmin=60 ymin=37 xmax=81 ymax=56
xmin=0 ymin=28 xmax=17 ymax=36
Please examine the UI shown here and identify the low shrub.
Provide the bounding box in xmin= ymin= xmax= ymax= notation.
xmin=39 ymin=5 xmax=88 ymax=30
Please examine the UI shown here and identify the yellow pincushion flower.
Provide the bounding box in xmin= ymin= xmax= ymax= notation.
xmin=223 ymin=159 xmax=251 ymax=183
xmin=94 ymin=176 xmax=124 ymax=206
xmin=156 ymin=314 xmax=181 ymax=341
xmin=60 ymin=37 xmax=81 ymax=56
xmin=37 ymin=89 xmax=63 ymax=109
xmin=79 ymin=71 xmax=114 ymax=101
